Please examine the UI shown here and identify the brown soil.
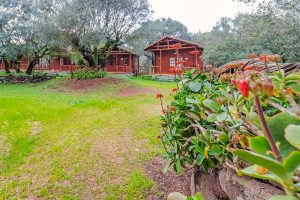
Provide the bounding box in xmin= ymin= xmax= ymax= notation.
xmin=145 ymin=157 xmax=192 ymax=199
xmin=61 ymin=77 xmax=124 ymax=92
xmin=117 ymin=86 xmax=157 ymax=97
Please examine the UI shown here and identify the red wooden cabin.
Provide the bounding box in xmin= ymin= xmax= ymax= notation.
xmin=0 ymin=47 xmax=139 ymax=73
xmin=144 ymin=36 xmax=204 ymax=74
xmin=105 ymin=47 xmax=139 ymax=73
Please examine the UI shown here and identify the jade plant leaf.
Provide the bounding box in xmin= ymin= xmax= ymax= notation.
xmin=268 ymin=195 xmax=298 ymax=200
xmin=188 ymin=81 xmax=202 ymax=92
xmin=285 ymin=124 xmax=300 ymax=150
xmin=237 ymin=165 xmax=282 ymax=183
xmin=216 ymin=112 xmax=229 ymax=122
xmin=249 ymin=136 xmax=273 ymax=158
xmin=267 ymin=112 xmax=300 ymax=158
xmin=203 ymin=99 xmax=221 ymax=113
xmin=295 ymin=182 xmax=300 ymax=191
xmin=175 ymin=159 xmax=183 ymax=175
xmin=283 ymin=151 xmax=300 ymax=177
xmin=233 ymin=149 xmax=289 ymax=181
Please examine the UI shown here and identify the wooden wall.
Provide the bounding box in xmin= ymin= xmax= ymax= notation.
xmin=153 ymin=49 xmax=203 ymax=74
xmin=0 ymin=54 xmax=138 ymax=73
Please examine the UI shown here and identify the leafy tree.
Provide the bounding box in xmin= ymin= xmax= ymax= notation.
xmin=56 ymin=0 xmax=150 ymax=68
xmin=0 ymin=0 xmax=60 ymax=74
xmin=128 ymin=17 xmax=191 ymax=68
xmin=192 ymin=12 xmax=300 ymax=66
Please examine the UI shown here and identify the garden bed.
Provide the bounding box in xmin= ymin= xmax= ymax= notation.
xmin=191 ymin=166 xmax=284 ymax=200
xmin=0 ymin=74 xmax=55 ymax=84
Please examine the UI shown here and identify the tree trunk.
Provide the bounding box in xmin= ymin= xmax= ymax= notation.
xmin=15 ymin=63 xmax=21 ymax=73
xmin=3 ymin=60 xmax=11 ymax=74
xmin=26 ymin=59 xmax=38 ymax=75
xmin=83 ymin=53 xmax=96 ymax=68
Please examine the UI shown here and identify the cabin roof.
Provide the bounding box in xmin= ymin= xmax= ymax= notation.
xmin=111 ymin=46 xmax=139 ymax=56
xmin=144 ymin=36 xmax=204 ymax=51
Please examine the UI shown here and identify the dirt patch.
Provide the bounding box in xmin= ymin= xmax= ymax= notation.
xmin=145 ymin=157 xmax=192 ymax=199
xmin=117 ymin=86 xmax=158 ymax=97
xmin=61 ymin=77 xmax=125 ymax=92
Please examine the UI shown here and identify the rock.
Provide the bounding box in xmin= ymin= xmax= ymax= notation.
xmin=219 ymin=166 xmax=284 ymax=200
xmin=194 ymin=166 xmax=228 ymax=200
xmin=167 ymin=192 xmax=187 ymax=200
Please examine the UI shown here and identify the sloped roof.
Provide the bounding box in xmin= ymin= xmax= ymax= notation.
xmin=144 ymin=36 xmax=205 ymax=51
xmin=117 ymin=46 xmax=139 ymax=56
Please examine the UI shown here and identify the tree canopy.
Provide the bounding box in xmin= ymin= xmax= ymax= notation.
xmin=191 ymin=0 xmax=300 ymax=66
xmin=0 ymin=0 xmax=151 ymax=74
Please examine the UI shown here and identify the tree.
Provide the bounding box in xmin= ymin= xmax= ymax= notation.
xmin=0 ymin=0 xmax=60 ymax=74
xmin=192 ymin=11 xmax=300 ymax=66
xmin=129 ymin=18 xmax=191 ymax=55
xmin=55 ymin=0 xmax=150 ymax=68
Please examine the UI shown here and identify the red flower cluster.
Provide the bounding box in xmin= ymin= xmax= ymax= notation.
xmin=170 ymin=43 xmax=182 ymax=49
xmin=259 ymin=54 xmax=270 ymax=62
xmin=232 ymin=78 xmax=250 ymax=97
xmin=172 ymin=88 xmax=178 ymax=92
xmin=269 ymin=54 xmax=282 ymax=63
xmin=169 ymin=67 xmax=183 ymax=75
xmin=189 ymin=50 xmax=200 ymax=55
xmin=247 ymin=54 xmax=257 ymax=59
xmin=212 ymin=68 xmax=219 ymax=74
xmin=176 ymin=60 xmax=187 ymax=65
xmin=259 ymin=54 xmax=282 ymax=63
xmin=169 ymin=106 xmax=176 ymax=112
xmin=231 ymin=77 xmax=274 ymax=97
xmin=243 ymin=65 xmax=263 ymax=72
xmin=224 ymin=62 xmax=244 ymax=70
xmin=156 ymin=93 xmax=164 ymax=99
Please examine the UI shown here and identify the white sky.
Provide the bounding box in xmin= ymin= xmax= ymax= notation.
xmin=148 ymin=0 xmax=254 ymax=33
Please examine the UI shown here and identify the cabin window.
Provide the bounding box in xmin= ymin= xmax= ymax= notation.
xmin=61 ymin=57 xmax=72 ymax=66
xmin=123 ymin=58 xmax=128 ymax=66
xmin=170 ymin=58 xmax=176 ymax=67
xmin=108 ymin=57 xmax=115 ymax=66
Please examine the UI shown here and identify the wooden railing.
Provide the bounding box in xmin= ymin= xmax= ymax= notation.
xmin=106 ymin=65 xmax=132 ymax=73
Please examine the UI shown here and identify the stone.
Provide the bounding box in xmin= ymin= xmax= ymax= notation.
xmin=219 ymin=166 xmax=284 ymax=200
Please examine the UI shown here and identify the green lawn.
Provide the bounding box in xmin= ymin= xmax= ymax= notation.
xmin=0 ymin=76 xmax=175 ymax=199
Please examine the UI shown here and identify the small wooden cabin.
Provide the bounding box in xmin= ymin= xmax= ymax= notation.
xmin=105 ymin=47 xmax=139 ymax=73
xmin=144 ymin=36 xmax=204 ymax=74
xmin=0 ymin=47 xmax=139 ymax=73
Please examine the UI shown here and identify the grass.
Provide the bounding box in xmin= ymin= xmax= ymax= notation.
xmin=0 ymin=75 xmax=175 ymax=199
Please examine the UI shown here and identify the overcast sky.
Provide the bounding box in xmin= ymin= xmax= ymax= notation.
xmin=148 ymin=0 xmax=254 ymax=33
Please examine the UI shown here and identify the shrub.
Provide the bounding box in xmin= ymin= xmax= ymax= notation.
xmin=158 ymin=68 xmax=300 ymax=198
xmin=72 ymin=67 xmax=107 ymax=80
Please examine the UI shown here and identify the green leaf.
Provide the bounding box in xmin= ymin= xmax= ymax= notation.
xmin=195 ymin=192 xmax=204 ymax=200
xmin=175 ymin=159 xmax=183 ymax=175
xmin=250 ymin=136 xmax=273 ymax=158
xmin=216 ymin=112 xmax=229 ymax=122
xmin=203 ymin=99 xmax=221 ymax=113
xmin=233 ymin=149 xmax=289 ymax=181
xmin=196 ymin=154 xmax=205 ymax=165
xmin=208 ymin=145 xmax=221 ymax=156
xmin=283 ymin=151 xmax=300 ymax=177
xmin=207 ymin=114 xmax=217 ymax=122
xmin=238 ymin=165 xmax=282 ymax=183
xmin=188 ymin=81 xmax=202 ymax=92
xmin=268 ymin=195 xmax=298 ymax=200
xmin=268 ymin=112 xmax=300 ymax=158
xmin=187 ymin=112 xmax=201 ymax=121
xmin=163 ymin=162 xmax=171 ymax=174
xmin=285 ymin=125 xmax=300 ymax=150
xmin=295 ymin=182 xmax=300 ymax=191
